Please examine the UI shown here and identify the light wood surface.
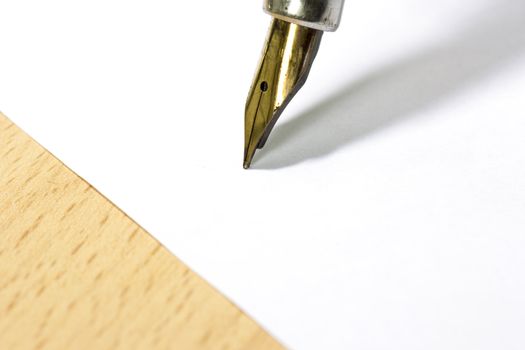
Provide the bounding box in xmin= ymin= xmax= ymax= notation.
xmin=0 ymin=113 xmax=282 ymax=350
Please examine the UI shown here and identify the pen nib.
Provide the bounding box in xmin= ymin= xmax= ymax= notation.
xmin=244 ymin=18 xmax=323 ymax=169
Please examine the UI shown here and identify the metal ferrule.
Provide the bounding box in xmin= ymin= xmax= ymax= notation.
xmin=263 ymin=0 xmax=345 ymax=32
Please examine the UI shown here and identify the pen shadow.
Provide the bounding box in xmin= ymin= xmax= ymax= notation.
xmin=253 ymin=0 xmax=525 ymax=169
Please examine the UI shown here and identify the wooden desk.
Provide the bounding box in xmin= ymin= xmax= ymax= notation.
xmin=0 ymin=113 xmax=282 ymax=349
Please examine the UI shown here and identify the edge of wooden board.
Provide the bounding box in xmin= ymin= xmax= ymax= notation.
xmin=0 ymin=112 xmax=283 ymax=350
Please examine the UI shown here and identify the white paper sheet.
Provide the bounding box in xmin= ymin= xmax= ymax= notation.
xmin=2 ymin=0 xmax=525 ymax=348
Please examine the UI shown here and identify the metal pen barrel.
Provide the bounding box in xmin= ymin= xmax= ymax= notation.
xmin=263 ymin=0 xmax=345 ymax=32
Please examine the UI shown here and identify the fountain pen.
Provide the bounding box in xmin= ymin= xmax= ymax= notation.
xmin=244 ymin=0 xmax=346 ymax=168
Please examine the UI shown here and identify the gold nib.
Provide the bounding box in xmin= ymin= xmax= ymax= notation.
xmin=244 ymin=18 xmax=323 ymax=169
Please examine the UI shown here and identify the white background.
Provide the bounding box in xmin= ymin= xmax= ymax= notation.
xmin=2 ymin=0 xmax=525 ymax=348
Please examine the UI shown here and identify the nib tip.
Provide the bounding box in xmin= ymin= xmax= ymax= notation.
xmin=243 ymin=150 xmax=254 ymax=169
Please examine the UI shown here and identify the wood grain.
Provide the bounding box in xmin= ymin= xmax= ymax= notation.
xmin=0 ymin=113 xmax=282 ymax=350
